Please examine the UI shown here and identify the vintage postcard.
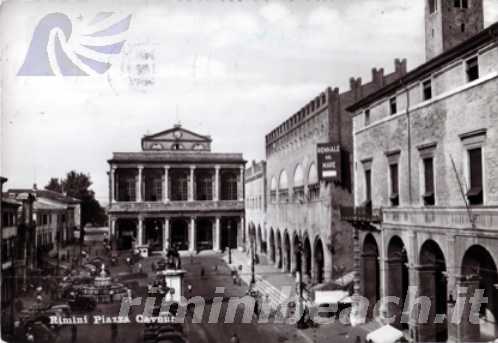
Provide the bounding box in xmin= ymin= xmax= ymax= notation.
xmin=1 ymin=0 xmax=498 ymax=342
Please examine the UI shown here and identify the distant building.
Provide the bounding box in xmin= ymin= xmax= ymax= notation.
xmin=107 ymin=124 xmax=246 ymax=256
xmin=1 ymin=177 xmax=20 ymax=337
xmin=250 ymin=60 xmax=407 ymax=287
xmin=344 ymin=2 xmax=498 ymax=342
xmin=245 ymin=161 xmax=267 ymax=255
xmin=7 ymin=187 xmax=81 ymax=249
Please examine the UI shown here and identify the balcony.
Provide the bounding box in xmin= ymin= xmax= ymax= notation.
xmin=382 ymin=207 xmax=498 ymax=231
xmin=109 ymin=200 xmax=244 ymax=214
xmin=340 ymin=205 xmax=382 ymax=224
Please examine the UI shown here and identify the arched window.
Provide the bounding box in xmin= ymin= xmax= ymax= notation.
xmin=279 ymin=170 xmax=289 ymax=202
xmin=308 ymin=163 xmax=320 ymax=201
xmin=270 ymin=177 xmax=277 ymax=203
xmin=293 ymin=164 xmax=305 ymax=202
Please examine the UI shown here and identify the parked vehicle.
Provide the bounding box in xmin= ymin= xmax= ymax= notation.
xmin=68 ymin=296 xmax=97 ymax=312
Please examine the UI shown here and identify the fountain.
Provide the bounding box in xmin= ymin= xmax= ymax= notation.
xmin=79 ymin=264 xmax=127 ymax=303
xmin=156 ymin=249 xmax=186 ymax=303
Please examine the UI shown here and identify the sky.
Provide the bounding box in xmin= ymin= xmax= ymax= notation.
xmin=1 ymin=0 xmax=498 ymax=203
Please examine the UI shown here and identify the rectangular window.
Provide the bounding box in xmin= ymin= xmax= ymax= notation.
xmin=171 ymin=171 xmax=188 ymax=201
xmin=423 ymin=79 xmax=432 ymax=101
xmin=454 ymin=0 xmax=468 ymax=8
xmin=389 ymin=97 xmax=397 ymax=115
xmin=466 ymin=57 xmax=479 ymax=82
xmin=467 ymin=148 xmax=483 ymax=205
xmin=423 ymin=158 xmax=435 ymax=205
xmin=195 ymin=172 xmax=213 ymax=201
xmin=390 ymin=163 xmax=399 ymax=206
xmin=364 ymin=109 xmax=370 ymax=126
xmin=365 ymin=169 xmax=372 ymax=203
xmin=429 ymin=0 xmax=437 ymax=13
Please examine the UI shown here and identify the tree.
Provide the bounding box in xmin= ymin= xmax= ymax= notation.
xmin=44 ymin=178 xmax=63 ymax=193
xmin=46 ymin=171 xmax=106 ymax=226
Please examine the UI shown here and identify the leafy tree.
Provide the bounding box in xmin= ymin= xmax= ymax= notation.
xmin=44 ymin=178 xmax=63 ymax=193
xmin=46 ymin=171 xmax=106 ymax=226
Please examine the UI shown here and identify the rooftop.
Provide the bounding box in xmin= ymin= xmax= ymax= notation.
xmin=7 ymin=188 xmax=81 ymax=204
xmin=348 ymin=21 xmax=498 ymax=113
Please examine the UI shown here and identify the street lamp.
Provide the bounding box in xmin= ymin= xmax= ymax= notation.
xmin=228 ymin=222 xmax=232 ymax=264
xmin=295 ymin=239 xmax=305 ymax=329
xmin=250 ymin=232 xmax=256 ymax=286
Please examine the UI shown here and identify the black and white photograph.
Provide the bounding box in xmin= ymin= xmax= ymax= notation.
xmin=1 ymin=0 xmax=498 ymax=342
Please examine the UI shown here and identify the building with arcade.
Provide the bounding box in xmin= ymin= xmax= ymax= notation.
xmin=107 ymin=124 xmax=246 ymax=257
xmin=343 ymin=1 xmax=498 ymax=341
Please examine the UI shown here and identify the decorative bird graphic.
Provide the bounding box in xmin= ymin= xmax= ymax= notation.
xmin=18 ymin=12 xmax=132 ymax=76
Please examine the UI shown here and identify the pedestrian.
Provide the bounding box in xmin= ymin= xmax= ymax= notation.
xmin=200 ymin=267 xmax=205 ymax=278
xmin=230 ymin=333 xmax=240 ymax=343
xmin=71 ymin=324 xmax=77 ymax=342
xmin=187 ymin=284 xmax=192 ymax=295
xmin=111 ymin=322 xmax=118 ymax=342
xmin=137 ymin=262 xmax=143 ymax=273
xmin=355 ymin=336 xmax=362 ymax=343
xmin=233 ymin=275 xmax=237 ymax=285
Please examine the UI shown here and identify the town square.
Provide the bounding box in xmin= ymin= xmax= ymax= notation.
xmin=1 ymin=0 xmax=498 ymax=342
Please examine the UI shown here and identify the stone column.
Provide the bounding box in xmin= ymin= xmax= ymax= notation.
xmin=238 ymin=167 xmax=244 ymax=201
xmin=414 ymin=265 xmax=438 ymax=343
xmin=238 ymin=216 xmax=245 ymax=249
xmin=214 ymin=165 xmax=220 ymax=201
xmin=163 ymin=166 xmax=170 ymax=203
xmin=137 ymin=165 xmax=144 ymax=202
xmin=384 ymin=258 xmax=403 ymax=324
xmin=350 ymin=227 xmax=365 ymax=326
xmin=137 ymin=216 xmax=144 ymax=246
xmin=189 ymin=166 xmax=196 ymax=202
xmin=454 ymin=276 xmax=481 ymax=343
xmin=189 ymin=217 xmax=196 ymax=252
xmin=110 ymin=167 xmax=116 ymax=203
xmin=163 ymin=217 xmax=170 ymax=251
xmin=110 ymin=217 xmax=116 ymax=239
xmin=215 ymin=216 xmax=221 ymax=252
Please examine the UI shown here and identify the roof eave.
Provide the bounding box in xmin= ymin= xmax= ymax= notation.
xmin=347 ymin=22 xmax=498 ymax=113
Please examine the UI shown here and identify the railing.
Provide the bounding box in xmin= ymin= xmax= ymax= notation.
xmin=109 ymin=200 xmax=244 ymax=213
xmin=339 ymin=206 xmax=382 ymax=223
xmin=382 ymin=207 xmax=498 ymax=231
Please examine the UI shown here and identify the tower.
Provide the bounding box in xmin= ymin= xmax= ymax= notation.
xmin=425 ymin=0 xmax=484 ymax=60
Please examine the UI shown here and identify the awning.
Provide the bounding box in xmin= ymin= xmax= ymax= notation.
xmin=366 ymin=325 xmax=404 ymax=343
xmin=314 ymin=290 xmax=349 ymax=305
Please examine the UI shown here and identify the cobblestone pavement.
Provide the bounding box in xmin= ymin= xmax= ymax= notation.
xmin=24 ymin=245 xmax=376 ymax=343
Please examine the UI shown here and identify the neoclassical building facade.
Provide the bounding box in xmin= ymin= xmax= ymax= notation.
xmin=108 ymin=125 xmax=245 ymax=256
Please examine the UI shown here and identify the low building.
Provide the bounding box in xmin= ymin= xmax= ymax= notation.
xmin=256 ymin=60 xmax=407 ymax=287
xmin=344 ymin=2 xmax=498 ymax=342
xmin=107 ymin=124 xmax=246 ymax=256
xmin=245 ymin=161 xmax=267 ymax=255
xmin=1 ymin=177 xmax=20 ymax=337
xmin=7 ymin=187 xmax=81 ymax=250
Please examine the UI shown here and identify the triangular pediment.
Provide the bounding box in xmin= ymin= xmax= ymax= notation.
xmin=142 ymin=125 xmax=212 ymax=151
xmin=147 ymin=128 xmax=210 ymax=142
